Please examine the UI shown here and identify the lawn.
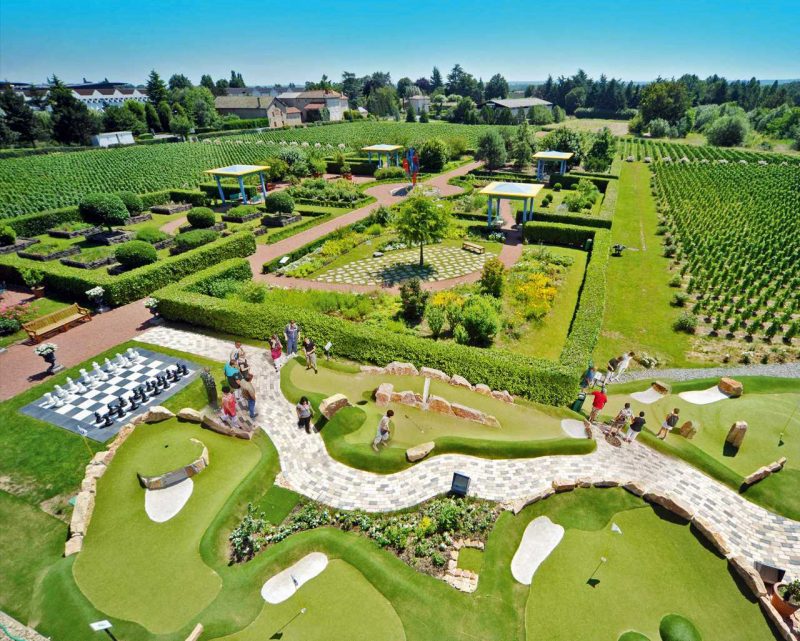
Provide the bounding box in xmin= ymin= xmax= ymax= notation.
xmin=540 ymin=117 xmax=630 ymax=136
xmin=594 ymin=162 xmax=696 ymax=368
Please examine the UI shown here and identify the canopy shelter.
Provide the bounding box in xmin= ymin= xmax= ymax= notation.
xmin=204 ymin=164 xmax=270 ymax=206
xmin=479 ymin=181 xmax=543 ymax=226
xmin=533 ymin=151 xmax=573 ymax=180
xmin=361 ymin=144 xmax=403 ymax=168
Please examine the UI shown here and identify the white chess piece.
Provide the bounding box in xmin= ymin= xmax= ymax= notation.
xmin=80 ymin=368 xmax=93 ymax=383
xmin=42 ymin=392 xmax=56 ymax=408
xmin=93 ymin=362 xmax=109 ymax=381
xmin=75 ymin=380 xmax=88 ymax=394
xmin=66 ymin=377 xmax=79 ymax=393
xmin=126 ymin=348 xmax=142 ymax=363
xmin=53 ymin=395 xmax=65 ymax=408
xmin=104 ymin=357 xmax=118 ymax=374
xmin=54 ymin=384 xmax=68 ymax=399
xmin=114 ymin=353 xmax=126 ymax=367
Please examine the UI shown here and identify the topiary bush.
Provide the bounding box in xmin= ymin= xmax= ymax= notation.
xmin=115 ymin=240 xmax=158 ymax=268
xmin=135 ymin=226 xmax=168 ymax=244
xmin=399 ymin=277 xmax=428 ymax=323
xmin=174 ymin=228 xmax=219 ymax=253
xmin=263 ymin=191 xmax=295 ymax=214
xmin=187 ymin=207 xmax=216 ymax=229
xmin=117 ymin=191 xmax=144 ymax=215
xmin=658 ymin=614 xmax=702 ymax=641
xmin=0 ymin=225 xmax=17 ymax=246
xmin=479 ymin=257 xmax=505 ymax=297
xmin=419 ymin=138 xmax=450 ymax=172
xmin=374 ymin=166 xmax=407 ymax=181
xmin=226 ymin=205 xmax=259 ymax=221
xmin=78 ymin=193 xmax=129 ymax=231
xmin=673 ymin=312 xmax=698 ymax=334
xmin=455 ymin=295 xmax=500 ymax=346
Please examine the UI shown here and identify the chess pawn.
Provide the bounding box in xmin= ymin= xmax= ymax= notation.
xmin=66 ymin=377 xmax=79 ymax=393
xmin=79 ymin=368 xmax=92 ymax=383
xmin=104 ymin=357 xmax=118 ymax=374
xmin=42 ymin=392 xmax=56 ymax=408
xmin=93 ymin=362 xmax=109 ymax=381
xmin=54 ymin=384 xmax=68 ymax=399
xmin=75 ymin=380 xmax=88 ymax=394
xmin=95 ymin=411 xmax=104 ymax=424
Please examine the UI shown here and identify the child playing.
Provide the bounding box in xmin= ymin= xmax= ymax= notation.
xmin=220 ymin=385 xmax=239 ymax=428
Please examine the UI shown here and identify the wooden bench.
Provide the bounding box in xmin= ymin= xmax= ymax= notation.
xmin=462 ymin=241 xmax=485 ymax=255
xmin=23 ymin=303 xmax=91 ymax=342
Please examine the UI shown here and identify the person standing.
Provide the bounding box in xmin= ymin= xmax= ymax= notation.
xmin=609 ymin=352 xmax=635 ymax=382
xmin=239 ymin=376 xmax=258 ymax=420
xmin=270 ymin=334 xmax=283 ymax=372
xmin=625 ymin=411 xmax=646 ymax=443
xmin=296 ymin=396 xmax=314 ymax=434
xmin=284 ymin=320 xmax=300 ymax=357
xmin=230 ymin=341 xmax=246 ymax=366
xmin=303 ymin=336 xmax=318 ymax=374
xmin=220 ymin=385 xmax=239 ymax=428
xmin=606 ymin=356 xmax=621 ymax=383
xmin=588 ymin=386 xmax=608 ymax=424
xmin=224 ymin=358 xmax=242 ymax=400
xmin=581 ymin=365 xmax=597 ymax=391
xmin=200 ymin=367 xmax=218 ymax=409
xmin=657 ymin=408 xmax=680 ymax=440
xmin=610 ymin=402 xmax=633 ymax=436
xmin=372 ymin=409 xmax=394 ymax=452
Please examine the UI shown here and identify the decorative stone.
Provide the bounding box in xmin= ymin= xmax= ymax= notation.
xmin=64 ymin=534 xmax=84 ymax=557
xmin=643 ymin=492 xmax=694 ymax=520
xmin=679 ymin=420 xmax=698 ymax=439
xmin=406 ymin=441 xmax=435 ymax=462
xmin=474 ymin=383 xmax=492 ymax=396
xmin=141 ymin=405 xmax=175 ymax=424
xmin=719 ymin=377 xmax=743 ymax=397
xmin=319 ymin=393 xmax=351 ymax=419
xmin=622 ymin=482 xmax=646 ymax=497
xmin=80 ymin=477 xmax=97 ymax=494
xmin=84 ymin=463 xmax=107 ymax=480
xmin=427 ymin=395 xmax=454 ymax=415
xmin=592 ymin=479 xmax=620 ymax=488
xmin=420 ymin=367 xmax=450 ymax=382
xmin=375 ymin=383 xmax=394 ymax=407
xmin=652 ymin=380 xmax=671 ymax=395
xmin=451 ymin=403 xmax=484 ymax=423
xmin=728 ymin=556 xmax=767 ymax=597
xmin=360 ymin=365 xmax=385 ymax=375
xmin=70 ymin=491 xmax=96 ymax=536
xmin=384 ymin=361 xmax=419 ymax=377
xmin=743 ymin=466 xmax=772 ymax=487
xmin=725 ymin=421 xmax=748 ymax=449
xmin=201 ymin=410 xmax=252 ymax=440
xmin=479 ymin=413 xmax=501 ymax=428
xmin=691 ymin=516 xmax=732 ymax=556
xmin=767 ymin=457 xmax=787 ymax=473
xmin=450 ymin=374 xmax=472 ymax=390
xmin=491 ymin=390 xmax=514 ymax=404
xmin=177 ymin=408 xmax=203 ymax=423
xmin=758 ymin=596 xmax=796 ymax=641
xmin=552 ymin=479 xmax=576 ymax=492
xmin=90 ymin=450 xmax=112 ymax=466
xmin=391 ymin=390 xmax=420 ymax=407
xmin=577 ymin=477 xmax=593 ymax=488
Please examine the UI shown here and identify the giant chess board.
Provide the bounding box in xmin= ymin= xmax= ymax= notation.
xmin=21 ymin=347 xmax=199 ymax=442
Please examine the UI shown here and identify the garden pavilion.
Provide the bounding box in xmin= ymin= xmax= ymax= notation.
xmin=533 ymin=150 xmax=573 ymax=180
xmin=361 ymin=144 xmax=403 ymax=168
xmin=479 ymin=181 xmax=543 ymax=226
xmin=204 ymin=164 xmax=270 ymax=205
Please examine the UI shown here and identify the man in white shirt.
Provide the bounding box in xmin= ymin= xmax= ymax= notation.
xmin=372 ymin=409 xmax=394 ymax=452
xmin=609 ymin=351 xmax=635 ymax=382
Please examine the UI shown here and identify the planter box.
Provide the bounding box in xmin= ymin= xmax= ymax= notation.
xmin=170 ymin=242 xmax=214 ymax=256
xmin=126 ymin=213 xmax=153 ymax=225
xmin=106 ymin=263 xmax=127 ymax=275
xmin=18 ymin=246 xmax=81 ymax=262
xmin=85 ymin=230 xmax=134 ymax=245
xmin=151 ymin=203 xmax=192 ymax=215
xmin=178 ymin=222 xmax=226 ymax=234
xmin=151 ymin=238 xmax=174 ymax=251
xmin=60 ymin=255 xmax=115 ymax=270
xmin=252 ymin=226 xmax=268 ymax=237
xmin=262 ymin=213 xmax=301 ymax=227
xmin=221 ymin=211 xmax=261 ymax=223
xmin=47 ymin=225 xmax=101 ymax=239
xmin=0 ymin=237 xmax=38 ymax=255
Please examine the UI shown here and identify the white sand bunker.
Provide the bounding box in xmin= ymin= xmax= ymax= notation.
xmin=561 ymin=419 xmax=588 ymax=439
xmin=511 ymin=516 xmax=564 ymax=585
xmin=261 ymin=552 xmax=329 ymax=604
xmin=630 ymin=387 xmax=666 ymax=404
xmin=679 ymin=386 xmax=730 ymax=405
xmin=145 ymin=478 xmax=193 ymax=523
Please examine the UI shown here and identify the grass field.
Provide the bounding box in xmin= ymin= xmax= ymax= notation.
xmin=595 ymin=162 xmax=695 ymax=368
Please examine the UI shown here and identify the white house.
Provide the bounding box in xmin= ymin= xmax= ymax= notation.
xmin=91 ymin=131 xmax=135 ymax=147
xmin=408 ymin=95 xmax=431 ymax=113
xmin=276 ymin=90 xmax=348 ymax=122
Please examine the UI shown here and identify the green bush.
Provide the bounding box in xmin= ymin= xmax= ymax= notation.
xmin=658 ymin=614 xmax=701 ymax=641
xmin=475 ymin=131 xmax=507 ymax=169
xmin=419 ymin=138 xmax=449 ymax=172
xmin=116 ymin=191 xmax=144 ymax=215
xmin=114 ymin=240 xmax=158 ymax=268
xmin=263 ymin=191 xmax=295 ymax=214
xmin=174 ymin=228 xmax=219 ymax=252
xmin=78 ymin=193 xmax=129 ymax=231
xmin=425 ymin=304 xmax=445 ymax=338
xmin=399 ymin=277 xmax=429 ymax=322
xmin=135 ymin=226 xmax=168 ymax=244
xmin=0 ymin=225 xmax=17 ymax=246
xmin=553 ymin=182 xmax=562 ymax=191
xmin=186 ymin=207 xmax=216 ymax=229
xmin=479 ymin=257 xmax=505 ymax=297
xmin=374 ymin=166 xmax=407 ymax=181
xmin=673 ymin=312 xmax=698 ymax=334
xmin=456 ymin=296 xmax=500 ymax=346
xmin=236 ymin=281 xmax=268 ymax=304
xmin=226 ymin=205 xmax=259 ymax=221
xmin=266 ymin=159 xmax=289 ymax=182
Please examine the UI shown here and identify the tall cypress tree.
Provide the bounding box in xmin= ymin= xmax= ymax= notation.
xmin=48 ymin=76 xmax=97 ymax=145
xmin=0 ymin=85 xmax=36 ymax=145
xmin=145 ymin=70 xmax=168 ymax=106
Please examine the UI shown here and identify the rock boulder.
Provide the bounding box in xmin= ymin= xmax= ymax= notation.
xmin=70 ymin=491 xmax=96 ymax=536
xmin=201 ymin=410 xmax=252 ymax=440
xmin=726 ymin=421 xmax=748 ymax=449
xmin=385 ymin=361 xmax=419 ymax=377
xmin=177 ymin=408 xmax=203 ymax=423
xmin=552 ymin=478 xmax=576 ymax=493
xmin=449 ymin=374 xmax=473 ymax=390
xmin=375 ymin=383 xmax=394 ymax=407
xmin=691 ymin=516 xmax=731 ymax=556
xmin=491 ymin=390 xmax=514 ymax=404
xmin=679 ymin=420 xmax=698 ymax=439
xmin=427 ymin=395 xmax=454 ymax=415
xmin=643 ymin=492 xmax=694 ymax=520
xmin=360 ymin=365 xmax=385 ymax=375
xmin=420 ymin=367 xmax=450 ymax=382
xmin=719 ymin=377 xmax=743 ymax=397
xmin=64 ymin=534 xmax=84 ymax=557
xmin=141 ymin=405 xmax=175 ymax=424
xmin=451 ymin=403 xmax=484 ymax=423
xmin=652 ymin=380 xmax=671 ymax=395
xmin=406 ymin=441 xmax=435 ymax=462
xmin=728 ymin=556 xmax=767 ymax=597
xmin=474 ymin=383 xmax=492 ymax=396
xmin=319 ymin=393 xmax=351 ymax=419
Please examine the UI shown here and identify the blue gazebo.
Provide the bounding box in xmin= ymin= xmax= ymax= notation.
xmin=362 ymin=144 xmax=403 ymax=168
xmin=204 ymin=164 xmax=270 ymax=205
xmin=479 ymin=181 xmax=543 ymax=226
xmin=533 ymin=151 xmax=573 ymax=180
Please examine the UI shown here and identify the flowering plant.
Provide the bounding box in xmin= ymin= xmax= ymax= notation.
xmin=34 ymin=342 xmax=57 ymax=356
xmin=144 ymin=297 xmax=159 ymax=310
xmin=85 ymin=286 xmax=105 ymax=299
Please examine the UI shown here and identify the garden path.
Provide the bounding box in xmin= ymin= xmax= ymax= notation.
xmin=137 ymin=325 xmax=800 ymax=578
xmin=616 ymin=362 xmax=800 ymax=383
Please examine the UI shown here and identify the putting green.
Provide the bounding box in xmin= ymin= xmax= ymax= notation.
xmin=216 ymin=559 xmax=405 ymax=641
xmin=135 ymin=430 xmax=204 ymax=477
xmin=525 ymin=498 xmax=775 ymax=641
xmin=72 ymin=419 xmax=261 ymax=634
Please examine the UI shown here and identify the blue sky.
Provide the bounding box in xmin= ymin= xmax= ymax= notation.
xmin=1 ymin=0 xmax=798 ymax=85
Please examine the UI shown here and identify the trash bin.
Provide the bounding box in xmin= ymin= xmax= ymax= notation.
xmin=571 ymin=392 xmax=587 ymax=414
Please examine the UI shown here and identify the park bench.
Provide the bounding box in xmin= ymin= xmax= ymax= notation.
xmin=462 ymin=241 xmax=485 ymax=255
xmin=23 ymin=303 xmax=91 ymax=342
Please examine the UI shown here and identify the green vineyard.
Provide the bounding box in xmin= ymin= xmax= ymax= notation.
xmin=652 ymin=162 xmax=800 ymax=341
xmin=620 ymin=138 xmax=800 ymax=164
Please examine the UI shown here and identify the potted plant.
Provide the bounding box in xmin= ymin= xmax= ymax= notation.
xmin=35 ymin=342 xmax=63 ymax=374
xmin=771 ymin=578 xmax=800 ymax=618
xmin=85 ymin=286 xmax=108 ymax=314
xmin=20 ymin=267 xmax=45 ymax=298
xmin=341 ymin=162 xmax=353 ymax=181
xmin=144 ymin=297 xmax=161 ymax=322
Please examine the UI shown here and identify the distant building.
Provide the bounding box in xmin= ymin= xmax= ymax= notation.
xmin=480 ymin=97 xmax=552 ymax=118
xmin=214 ymin=96 xmax=302 ymax=127
xmin=408 ymin=95 xmax=431 ymax=113
xmin=91 ymin=131 xmax=135 ymax=147
xmin=9 ymin=80 xmax=148 ymax=111
xmin=277 ymin=90 xmax=348 ymax=122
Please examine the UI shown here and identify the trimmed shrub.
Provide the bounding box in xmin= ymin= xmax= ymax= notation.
xmin=419 ymin=138 xmax=450 ymax=172
xmin=0 ymin=225 xmax=17 ymax=246
xmin=226 ymin=205 xmax=259 ymax=221
xmin=117 ymin=191 xmax=144 ymax=215
xmin=263 ymin=191 xmax=295 ymax=214
xmin=135 ymin=226 xmax=168 ymax=244
xmin=374 ymin=166 xmax=407 ymax=181
xmin=186 ymin=207 xmax=216 ymax=229
xmin=673 ymin=312 xmax=698 ymax=334
xmin=174 ymin=228 xmax=219 ymax=252
xmin=78 ymin=193 xmax=129 ymax=231
xmin=479 ymin=257 xmax=505 ymax=297
xmin=658 ymin=614 xmax=702 ymax=641
xmin=115 ymin=240 xmax=158 ymax=268
xmin=400 ymin=277 xmax=429 ymax=322
xmin=456 ymin=296 xmax=500 ymax=346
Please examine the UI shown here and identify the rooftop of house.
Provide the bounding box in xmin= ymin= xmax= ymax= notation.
xmin=483 ymin=97 xmax=552 ymax=109
xmin=214 ymin=95 xmax=275 ymax=110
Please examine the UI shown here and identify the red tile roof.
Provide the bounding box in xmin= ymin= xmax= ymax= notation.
xmin=304 ymin=103 xmax=325 ymax=110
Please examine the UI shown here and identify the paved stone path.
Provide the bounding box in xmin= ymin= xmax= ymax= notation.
xmin=618 ymin=362 xmax=800 ymax=383
xmin=137 ymin=325 xmax=800 ymax=577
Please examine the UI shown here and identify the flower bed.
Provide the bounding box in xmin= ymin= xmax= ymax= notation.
xmin=60 ymin=252 xmax=116 ymax=270
xmin=261 ymin=213 xmax=302 ymax=227
xmin=178 ymin=222 xmax=226 ymax=234
xmin=126 ymin=213 xmax=153 ymax=225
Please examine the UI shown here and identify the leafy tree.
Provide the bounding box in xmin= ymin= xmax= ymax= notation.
xmin=648 ymin=118 xmax=671 ymax=138
xmin=552 ymin=105 xmax=566 ymax=122
xmin=455 ymin=296 xmax=500 ymax=346
xmin=430 ymin=67 xmax=443 ymax=91
xmin=156 ymin=101 xmax=172 ymax=132
xmin=480 ymin=258 xmax=505 ymax=297
xmin=405 ymin=105 xmax=416 ymax=122
xmin=639 ymin=80 xmax=690 ymax=124
xmin=541 ymin=126 xmax=583 ymax=164
xmin=32 ymin=111 xmax=52 ymax=142
xmin=103 ymin=105 xmax=145 ymax=135
xmin=144 ymin=102 xmax=161 ymax=132
xmin=0 ymin=113 xmax=17 ymax=146
xmin=484 ymin=74 xmax=509 ymax=101
xmin=0 ymin=85 xmax=36 ymax=145
xmin=512 ymin=136 xmax=533 ymax=169
xmin=200 ymin=74 xmax=216 ymax=94
xmin=584 ymin=127 xmax=616 ymax=172
xmin=145 ymin=70 xmax=169 ymax=106
xmin=425 ymin=304 xmax=445 ymax=338
xmin=48 ymin=77 xmax=98 ymax=145
xmin=480 ymin=105 xmax=494 ymax=124
xmin=229 ymin=70 xmax=246 ymax=88
xmin=341 ymin=71 xmax=363 ymax=106
xmin=419 ymin=108 xmax=429 ymax=123
xmin=495 ymin=108 xmax=514 ymax=125
xmin=399 ymin=277 xmax=429 ymax=323
xmin=168 ymin=73 xmax=193 ymax=90
xmin=475 ymin=131 xmax=507 ymax=169
xmin=394 ymin=194 xmax=452 ymax=267
xmin=397 ymin=77 xmax=414 ymax=98
xmin=169 ymin=114 xmax=193 ymax=138
xmin=79 ymin=193 xmax=129 ymax=231
xmin=414 ymin=77 xmax=433 ymax=94
xmin=528 ymin=104 xmax=553 ymax=125
xmin=449 ymin=97 xmax=480 ymax=124
xmin=706 ymin=114 xmax=748 ymax=146
xmin=565 ymin=87 xmax=586 ymax=114
xmin=419 ymin=138 xmax=449 ymax=172
xmin=446 ymin=64 xmax=481 ymax=101
xmin=174 ymin=86 xmax=219 ymax=127
xmin=215 ymin=79 xmax=229 ymax=96
xmin=366 ymin=86 xmax=399 ymax=117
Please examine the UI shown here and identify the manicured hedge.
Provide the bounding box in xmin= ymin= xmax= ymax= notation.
xmin=264 ymin=214 xmax=332 ymax=244
xmin=155 ymin=259 xmax=577 ymax=405
xmin=0 ymin=231 xmax=256 ymax=306
xmin=535 ymin=212 xmax=611 ymax=229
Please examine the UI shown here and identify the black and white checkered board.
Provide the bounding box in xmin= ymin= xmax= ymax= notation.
xmin=21 ymin=348 xmax=199 ymax=442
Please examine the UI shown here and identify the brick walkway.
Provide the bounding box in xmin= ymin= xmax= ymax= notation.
xmin=138 ymin=325 xmax=800 ymax=577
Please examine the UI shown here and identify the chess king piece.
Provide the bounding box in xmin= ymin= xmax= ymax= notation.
xmin=200 ymin=367 xmax=218 ymax=409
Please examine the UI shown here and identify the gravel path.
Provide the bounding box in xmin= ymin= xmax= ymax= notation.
xmin=616 ymin=362 xmax=800 ymax=384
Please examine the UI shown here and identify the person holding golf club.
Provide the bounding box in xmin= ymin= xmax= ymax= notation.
xmin=372 ymin=409 xmax=394 ymax=452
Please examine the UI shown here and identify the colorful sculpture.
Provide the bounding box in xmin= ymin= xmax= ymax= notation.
xmin=404 ymin=147 xmax=420 ymax=186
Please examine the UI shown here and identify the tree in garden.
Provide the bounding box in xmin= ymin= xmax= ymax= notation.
xmin=552 ymin=106 xmax=566 ymax=123
xmin=174 ymin=86 xmax=220 ymax=128
xmin=394 ymin=194 xmax=452 ymax=267
xmin=584 ymin=127 xmax=617 ymax=172
xmin=157 ymin=101 xmax=172 ymax=131
xmin=48 ymin=77 xmax=97 ymax=145
xmin=215 ymin=79 xmax=229 ymax=96
xmin=475 ymin=131 xmax=507 ymax=169
xmin=103 ymin=105 xmax=145 ymax=135
xmin=32 ymin=111 xmax=52 ymax=143
xmin=419 ymin=138 xmax=449 ymax=172
xmin=639 ymin=80 xmax=690 ymax=124
xmin=495 ymin=108 xmax=514 ymax=125
xmin=528 ymin=104 xmax=553 ymax=125
xmin=419 ymin=109 xmax=429 ymax=123
xmin=484 ymin=74 xmax=509 ymax=101
xmin=454 ymin=296 xmax=500 ymax=346
xmin=145 ymin=70 xmax=169 ymax=106
xmin=405 ymin=105 xmax=417 ymax=122
xmin=200 ymin=74 xmax=216 ymax=95
xmin=366 ymin=86 xmax=399 ymax=117
xmin=449 ymin=97 xmax=480 ymax=124
xmin=430 ymin=67 xmax=443 ymax=92
xmin=399 ymin=277 xmax=429 ymax=323
xmin=541 ymin=126 xmax=583 ymax=164
xmin=229 ymin=70 xmax=246 ymax=88
xmin=0 ymin=85 xmax=36 ymax=145
xmin=169 ymin=115 xmax=192 ymax=138
xmin=705 ymin=115 xmax=749 ymax=146
xmin=480 ymin=258 xmax=505 ymax=297
xmin=565 ymin=87 xmax=586 ymax=114
xmin=0 ymin=113 xmax=18 ymax=147
xmin=648 ymin=118 xmax=671 ymax=138
xmin=425 ymin=304 xmax=445 ymax=338
xmin=144 ymin=103 xmax=161 ymax=132
xmin=168 ymin=73 xmax=193 ymax=90
xmin=79 ymin=193 xmax=129 ymax=231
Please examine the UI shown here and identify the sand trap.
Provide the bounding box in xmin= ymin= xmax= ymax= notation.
xmin=679 ymin=386 xmax=730 ymax=405
xmin=511 ymin=516 xmax=565 ymax=585
xmin=145 ymin=478 xmax=193 ymax=523
xmin=261 ymin=552 xmax=329 ymax=604
xmin=630 ymin=387 xmax=666 ymax=404
xmin=561 ymin=419 xmax=589 ymax=439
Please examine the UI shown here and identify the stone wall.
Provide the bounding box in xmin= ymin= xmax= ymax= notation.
xmin=0 ymin=611 xmax=50 ymax=641
xmin=137 ymin=438 xmax=209 ymax=490
xmin=375 ymin=382 xmax=500 ymax=428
